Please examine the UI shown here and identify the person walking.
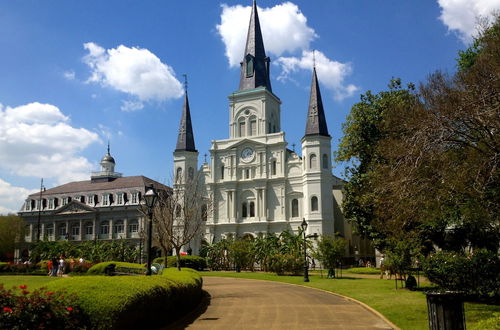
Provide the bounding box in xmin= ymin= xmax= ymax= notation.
xmin=380 ymin=255 xmax=385 ymax=279
xmin=51 ymin=256 xmax=59 ymax=277
xmin=57 ymin=256 xmax=65 ymax=277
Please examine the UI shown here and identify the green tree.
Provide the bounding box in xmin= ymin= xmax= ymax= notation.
xmin=313 ymin=235 xmax=347 ymax=278
xmin=0 ymin=215 xmax=25 ymax=261
xmin=229 ymin=238 xmax=253 ymax=272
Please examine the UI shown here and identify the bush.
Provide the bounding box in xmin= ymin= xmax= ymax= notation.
xmin=72 ymin=262 xmax=94 ymax=273
xmin=406 ymin=275 xmax=417 ymax=290
xmin=163 ymin=256 xmax=207 ymax=271
xmin=0 ymin=263 xmax=40 ymax=274
xmin=0 ymin=284 xmax=87 ymax=329
xmin=423 ymin=249 xmax=500 ymax=298
xmin=269 ymin=253 xmax=303 ymax=275
xmin=87 ymin=261 xmax=145 ymax=275
xmin=347 ymin=267 xmax=381 ymax=275
xmin=45 ymin=268 xmax=203 ymax=329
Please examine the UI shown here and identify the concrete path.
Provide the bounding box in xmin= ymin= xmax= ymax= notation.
xmin=169 ymin=277 xmax=396 ymax=330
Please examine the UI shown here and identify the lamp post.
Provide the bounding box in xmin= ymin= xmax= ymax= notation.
xmin=143 ymin=184 xmax=158 ymax=276
xmin=36 ymin=178 xmax=45 ymax=242
xmin=301 ymin=218 xmax=309 ymax=282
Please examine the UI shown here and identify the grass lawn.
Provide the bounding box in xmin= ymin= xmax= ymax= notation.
xmin=0 ymin=275 xmax=60 ymax=290
xmin=203 ymin=271 xmax=499 ymax=330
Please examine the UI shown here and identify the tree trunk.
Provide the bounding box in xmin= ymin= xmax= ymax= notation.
xmin=175 ymin=247 xmax=182 ymax=271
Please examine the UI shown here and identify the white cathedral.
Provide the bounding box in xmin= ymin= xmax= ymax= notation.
xmin=173 ymin=2 xmax=372 ymax=259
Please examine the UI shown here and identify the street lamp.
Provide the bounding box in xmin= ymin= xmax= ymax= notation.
xmin=143 ymin=184 xmax=158 ymax=276
xmin=36 ymin=178 xmax=45 ymax=242
xmin=301 ymin=218 xmax=309 ymax=282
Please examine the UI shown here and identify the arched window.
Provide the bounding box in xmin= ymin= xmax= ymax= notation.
xmin=309 ymin=154 xmax=317 ymax=169
xmin=176 ymin=167 xmax=182 ymax=183
xmin=249 ymin=202 xmax=255 ymax=217
xmin=322 ymin=154 xmax=328 ymax=169
xmin=249 ymin=118 xmax=257 ymax=136
xmin=239 ymin=120 xmax=246 ymax=137
xmin=114 ymin=220 xmax=124 ymax=234
xmin=188 ymin=167 xmax=194 ymax=180
xmin=311 ymin=196 xmax=318 ymax=212
xmin=242 ymin=203 xmax=248 ymax=218
xmin=292 ymin=199 xmax=299 ymax=218
xmin=272 ymin=159 xmax=277 ymax=175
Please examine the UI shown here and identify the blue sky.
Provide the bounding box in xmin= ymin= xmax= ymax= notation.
xmin=0 ymin=0 xmax=498 ymax=214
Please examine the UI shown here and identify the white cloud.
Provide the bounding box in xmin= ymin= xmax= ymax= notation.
xmin=437 ymin=0 xmax=500 ymax=43
xmin=0 ymin=179 xmax=38 ymax=215
xmin=276 ymin=50 xmax=358 ymax=101
xmin=0 ymin=102 xmax=99 ymax=185
xmin=217 ymin=2 xmax=317 ymax=67
xmin=63 ymin=70 xmax=75 ymax=80
xmin=121 ymin=100 xmax=144 ymax=112
xmin=83 ymin=42 xmax=184 ymax=103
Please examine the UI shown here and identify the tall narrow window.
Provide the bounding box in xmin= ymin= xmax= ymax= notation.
xmin=250 ymin=119 xmax=257 ymax=136
xmin=201 ymin=204 xmax=208 ymax=221
xmin=292 ymin=199 xmax=299 ymax=217
xmin=242 ymin=203 xmax=248 ymax=218
xmin=221 ymin=165 xmax=225 ymax=180
xmin=176 ymin=167 xmax=182 ymax=183
xmin=249 ymin=202 xmax=255 ymax=217
xmin=188 ymin=167 xmax=194 ymax=180
xmin=245 ymin=169 xmax=250 ymax=179
xmin=322 ymin=154 xmax=328 ymax=169
xmin=311 ymin=196 xmax=318 ymax=211
xmin=272 ymin=160 xmax=277 ymax=175
xmin=176 ymin=204 xmax=182 ymax=218
xmin=239 ymin=121 xmax=246 ymax=137
xmin=309 ymin=154 xmax=317 ymax=169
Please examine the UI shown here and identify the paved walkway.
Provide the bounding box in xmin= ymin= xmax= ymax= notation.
xmin=169 ymin=277 xmax=396 ymax=330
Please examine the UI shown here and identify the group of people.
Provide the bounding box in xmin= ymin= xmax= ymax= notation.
xmin=47 ymin=256 xmax=84 ymax=277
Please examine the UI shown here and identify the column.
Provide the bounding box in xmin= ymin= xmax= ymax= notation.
xmin=263 ymin=189 xmax=267 ymax=220
xmin=41 ymin=223 xmax=45 ymax=241
xmin=93 ymin=218 xmax=97 ymax=240
xmin=256 ymin=189 xmax=261 ymax=222
xmin=109 ymin=219 xmax=113 ymax=239
xmin=124 ymin=218 xmax=128 ymax=239
xmin=79 ymin=219 xmax=83 ymax=241
xmin=53 ymin=221 xmax=57 ymax=241
xmin=66 ymin=220 xmax=69 ymax=240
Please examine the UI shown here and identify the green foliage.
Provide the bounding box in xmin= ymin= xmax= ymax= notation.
xmin=313 ymin=235 xmax=347 ymax=277
xmin=406 ymin=275 xmax=417 ymax=291
xmin=423 ymin=249 xmax=500 ymax=298
xmin=87 ymin=261 xmax=145 ymax=275
xmin=346 ymin=267 xmax=380 ymax=275
xmin=0 ymin=284 xmax=87 ymax=329
xmin=0 ymin=215 xmax=25 ymax=261
xmin=0 ymin=262 xmax=41 ymax=274
xmin=44 ymin=269 xmax=202 ymax=329
xmin=229 ymin=239 xmax=254 ymax=272
xmin=268 ymin=253 xmax=303 ymax=275
xmin=164 ymin=256 xmax=207 ymax=270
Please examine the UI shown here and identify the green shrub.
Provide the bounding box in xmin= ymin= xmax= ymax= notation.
xmin=0 ymin=284 xmax=87 ymax=329
xmin=72 ymin=262 xmax=93 ymax=273
xmin=165 ymin=256 xmax=207 ymax=271
xmin=45 ymin=269 xmax=202 ymax=329
xmin=269 ymin=253 xmax=303 ymax=275
xmin=153 ymin=257 xmax=165 ymax=264
xmin=87 ymin=261 xmax=145 ymax=275
xmin=347 ymin=267 xmax=381 ymax=275
xmin=406 ymin=275 xmax=417 ymax=290
xmin=423 ymin=249 xmax=500 ymax=298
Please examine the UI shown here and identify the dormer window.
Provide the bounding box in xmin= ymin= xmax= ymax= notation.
xmin=245 ymin=54 xmax=254 ymax=77
xmin=62 ymin=197 xmax=70 ymax=206
xmin=102 ymin=194 xmax=110 ymax=206
xmin=117 ymin=193 xmax=123 ymax=205
xmin=131 ymin=192 xmax=139 ymax=204
xmin=48 ymin=199 xmax=55 ymax=210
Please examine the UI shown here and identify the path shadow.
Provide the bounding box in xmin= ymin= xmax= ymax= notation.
xmin=165 ymin=290 xmax=212 ymax=329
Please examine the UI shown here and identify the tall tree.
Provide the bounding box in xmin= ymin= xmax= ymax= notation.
xmin=147 ymin=174 xmax=211 ymax=270
xmin=0 ymin=215 xmax=25 ymax=261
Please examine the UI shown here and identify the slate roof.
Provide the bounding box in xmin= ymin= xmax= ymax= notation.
xmin=239 ymin=1 xmax=272 ymax=92
xmin=28 ymin=176 xmax=168 ymax=198
xmin=304 ymin=67 xmax=330 ymax=137
xmin=175 ymin=91 xmax=197 ymax=152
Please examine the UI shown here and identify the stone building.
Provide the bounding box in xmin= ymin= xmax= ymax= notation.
xmin=16 ymin=146 xmax=168 ymax=260
xmin=173 ymin=2 xmax=374 ymax=261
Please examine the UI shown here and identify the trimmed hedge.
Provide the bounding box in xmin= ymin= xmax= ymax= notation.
xmin=347 ymin=267 xmax=381 ymax=275
xmin=87 ymin=261 xmax=145 ymax=275
xmin=45 ymin=268 xmax=203 ymax=329
xmin=153 ymin=256 xmax=207 ymax=271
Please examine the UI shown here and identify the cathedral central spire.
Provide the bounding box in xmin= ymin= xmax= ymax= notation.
xmin=239 ymin=0 xmax=272 ymax=92
xmin=175 ymin=75 xmax=197 ymax=152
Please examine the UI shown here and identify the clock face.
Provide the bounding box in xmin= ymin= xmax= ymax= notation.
xmin=241 ymin=147 xmax=254 ymax=162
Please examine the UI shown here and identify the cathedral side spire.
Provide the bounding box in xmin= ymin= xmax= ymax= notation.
xmin=239 ymin=0 xmax=272 ymax=92
xmin=304 ymin=67 xmax=329 ymax=137
xmin=175 ymin=75 xmax=197 ymax=152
